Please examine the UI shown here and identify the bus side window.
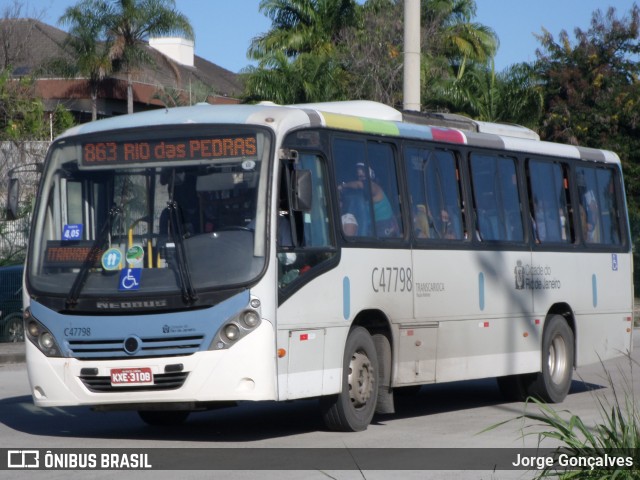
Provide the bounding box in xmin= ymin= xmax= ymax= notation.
xmin=334 ymin=138 xmax=372 ymax=237
xmin=576 ymin=166 xmax=622 ymax=245
xmin=470 ymin=153 xmax=522 ymax=242
xmin=278 ymin=153 xmax=336 ymax=290
xmin=367 ymin=142 xmax=403 ymax=238
xmin=404 ymin=146 xmax=464 ymax=241
xmin=334 ymin=138 xmax=403 ymax=239
xmin=527 ymin=159 xmax=572 ymax=244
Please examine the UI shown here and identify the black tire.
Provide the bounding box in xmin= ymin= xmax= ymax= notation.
xmin=2 ymin=313 xmax=24 ymax=343
xmin=372 ymin=333 xmax=394 ymax=414
xmin=138 ymin=410 xmax=190 ymax=426
xmin=321 ymin=327 xmax=378 ymax=431
xmin=526 ymin=315 xmax=574 ymax=403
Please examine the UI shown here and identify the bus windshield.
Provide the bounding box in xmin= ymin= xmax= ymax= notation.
xmin=27 ymin=128 xmax=271 ymax=305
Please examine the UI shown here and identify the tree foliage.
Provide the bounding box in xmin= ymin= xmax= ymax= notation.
xmin=0 ymin=69 xmax=73 ymax=141
xmin=55 ymin=4 xmax=114 ymax=121
xmin=426 ymin=62 xmax=544 ymax=128
xmin=63 ymin=0 xmax=194 ymax=114
xmin=535 ymin=5 xmax=640 ymax=293
xmin=244 ymin=0 xmax=500 ymax=106
xmin=244 ymin=0 xmax=357 ymax=104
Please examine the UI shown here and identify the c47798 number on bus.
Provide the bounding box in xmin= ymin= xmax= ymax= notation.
xmin=372 ymin=267 xmax=412 ymax=293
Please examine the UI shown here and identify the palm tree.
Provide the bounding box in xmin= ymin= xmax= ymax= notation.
xmin=248 ymin=0 xmax=358 ymax=60
xmin=56 ymin=4 xmax=113 ymax=121
xmin=94 ymin=0 xmax=194 ymax=114
xmin=427 ymin=62 xmax=543 ymax=128
xmin=423 ymin=0 xmax=498 ymax=79
xmin=244 ymin=0 xmax=357 ymax=103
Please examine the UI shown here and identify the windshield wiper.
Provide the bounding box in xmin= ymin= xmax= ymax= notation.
xmin=66 ymin=206 xmax=121 ymax=309
xmin=166 ymin=200 xmax=198 ymax=304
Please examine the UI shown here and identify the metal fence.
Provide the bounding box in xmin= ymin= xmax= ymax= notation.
xmin=0 ymin=141 xmax=48 ymax=265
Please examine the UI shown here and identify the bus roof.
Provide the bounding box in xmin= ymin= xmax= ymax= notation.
xmin=59 ymin=101 xmax=620 ymax=165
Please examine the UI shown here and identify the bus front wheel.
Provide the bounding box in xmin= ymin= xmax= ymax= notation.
xmin=321 ymin=327 xmax=378 ymax=432
xmin=528 ymin=315 xmax=574 ymax=403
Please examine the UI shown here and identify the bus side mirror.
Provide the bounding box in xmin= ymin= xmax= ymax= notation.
xmin=291 ymin=169 xmax=312 ymax=212
xmin=6 ymin=178 xmax=20 ymax=220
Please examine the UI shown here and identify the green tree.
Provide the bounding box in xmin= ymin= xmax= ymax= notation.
xmin=0 ymin=69 xmax=73 ymax=141
xmin=424 ymin=0 xmax=497 ymax=79
xmin=427 ymin=62 xmax=543 ymax=128
xmin=248 ymin=0 xmax=358 ymax=59
xmin=244 ymin=0 xmax=357 ymax=103
xmin=54 ymin=4 xmax=113 ymax=121
xmin=534 ymin=4 xmax=640 ymax=293
xmin=74 ymin=0 xmax=194 ymax=114
xmin=336 ymin=0 xmax=498 ymax=108
xmin=337 ymin=0 xmax=404 ymax=106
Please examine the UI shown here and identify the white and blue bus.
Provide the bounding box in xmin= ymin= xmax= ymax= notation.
xmin=15 ymin=100 xmax=633 ymax=431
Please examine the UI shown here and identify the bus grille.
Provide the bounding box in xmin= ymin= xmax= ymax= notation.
xmin=79 ymin=372 xmax=189 ymax=393
xmin=67 ymin=335 xmax=205 ymax=359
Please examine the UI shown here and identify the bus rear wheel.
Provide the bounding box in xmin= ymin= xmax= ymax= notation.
xmin=321 ymin=327 xmax=378 ymax=432
xmin=138 ymin=410 xmax=190 ymax=426
xmin=528 ymin=315 xmax=574 ymax=403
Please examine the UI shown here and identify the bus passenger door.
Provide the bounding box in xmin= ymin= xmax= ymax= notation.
xmin=276 ymin=152 xmax=341 ymax=400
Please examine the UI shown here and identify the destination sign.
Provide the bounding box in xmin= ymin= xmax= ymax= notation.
xmin=44 ymin=241 xmax=103 ymax=269
xmin=81 ymin=135 xmax=257 ymax=166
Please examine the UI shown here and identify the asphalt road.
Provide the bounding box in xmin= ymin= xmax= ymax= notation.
xmin=0 ymin=332 xmax=637 ymax=479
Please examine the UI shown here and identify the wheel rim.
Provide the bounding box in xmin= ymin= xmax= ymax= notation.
xmin=8 ymin=318 xmax=24 ymax=343
xmin=348 ymin=350 xmax=374 ymax=409
xmin=548 ymin=334 xmax=568 ymax=384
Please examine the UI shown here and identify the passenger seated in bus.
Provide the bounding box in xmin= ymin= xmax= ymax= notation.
xmin=438 ymin=208 xmax=458 ymax=239
xmin=340 ymin=163 xmax=398 ymax=237
xmin=342 ymin=212 xmax=359 ymax=236
xmin=581 ymin=190 xmax=600 ymax=243
xmin=339 ymin=192 xmax=359 ymax=236
xmin=413 ymin=204 xmax=430 ymax=238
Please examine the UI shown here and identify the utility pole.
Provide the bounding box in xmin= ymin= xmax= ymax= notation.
xmin=403 ymin=0 xmax=421 ymax=112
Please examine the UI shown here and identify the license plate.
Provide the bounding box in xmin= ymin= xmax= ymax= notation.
xmin=110 ymin=367 xmax=153 ymax=386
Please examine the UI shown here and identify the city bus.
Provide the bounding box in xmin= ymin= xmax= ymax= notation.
xmin=13 ymin=100 xmax=633 ymax=431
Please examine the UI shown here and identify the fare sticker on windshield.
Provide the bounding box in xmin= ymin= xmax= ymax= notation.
xmin=62 ymin=224 xmax=83 ymax=241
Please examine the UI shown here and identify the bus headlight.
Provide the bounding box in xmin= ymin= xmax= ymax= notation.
xmin=39 ymin=332 xmax=55 ymax=350
xmin=242 ymin=311 xmax=260 ymax=328
xmin=209 ymin=298 xmax=263 ymax=350
xmin=224 ymin=324 xmax=240 ymax=341
xmin=24 ymin=310 xmax=62 ymax=357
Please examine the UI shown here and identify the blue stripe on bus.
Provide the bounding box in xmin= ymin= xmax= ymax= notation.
xmin=343 ymin=276 xmax=350 ymax=320
xmin=592 ymin=274 xmax=598 ymax=307
xmin=478 ymin=272 xmax=485 ymax=311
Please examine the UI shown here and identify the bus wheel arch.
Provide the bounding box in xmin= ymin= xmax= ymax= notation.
xmin=498 ymin=306 xmax=575 ymax=403
xmin=321 ymin=325 xmax=379 ymax=431
xmin=546 ymin=303 xmax=576 ymax=368
xmin=353 ymin=309 xmax=395 ymax=414
xmin=528 ymin=312 xmax=575 ymax=403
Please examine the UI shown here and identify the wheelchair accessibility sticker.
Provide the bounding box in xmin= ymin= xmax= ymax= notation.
xmin=119 ymin=268 xmax=142 ymax=291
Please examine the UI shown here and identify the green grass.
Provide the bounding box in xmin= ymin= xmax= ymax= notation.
xmin=486 ymin=356 xmax=640 ymax=479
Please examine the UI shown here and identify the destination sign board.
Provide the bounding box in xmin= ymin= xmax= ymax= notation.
xmin=81 ymin=135 xmax=257 ymax=166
